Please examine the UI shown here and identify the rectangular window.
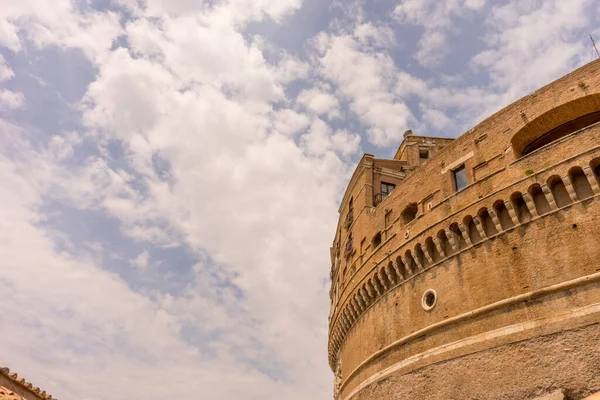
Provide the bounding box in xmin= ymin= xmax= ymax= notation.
xmin=345 ymin=197 xmax=354 ymax=229
xmin=375 ymin=182 xmax=396 ymax=206
xmin=381 ymin=182 xmax=395 ymax=197
xmin=453 ymin=164 xmax=468 ymax=191
xmin=360 ymin=237 xmax=366 ymax=263
xmin=419 ymin=148 xmax=429 ymax=159
xmin=385 ymin=210 xmax=393 ymax=228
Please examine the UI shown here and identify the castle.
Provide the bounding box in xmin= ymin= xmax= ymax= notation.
xmin=329 ymin=60 xmax=600 ymax=400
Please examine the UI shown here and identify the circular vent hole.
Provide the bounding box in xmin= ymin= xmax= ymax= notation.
xmin=422 ymin=289 xmax=437 ymax=311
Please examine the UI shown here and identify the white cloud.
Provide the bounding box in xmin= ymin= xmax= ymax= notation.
xmin=392 ymin=0 xmax=594 ymax=135
xmin=300 ymin=118 xmax=333 ymax=155
xmin=2 ymin=0 xmax=599 ymax=399
xmin=272 ymin=109 xmax=311 ymax=136
xmin=354 ymin=22 xmax=395 ymax=49
xmin=0 ymin=125 xmax=304 ymax=399
xmin=331 ymin=129 xmax=361 ymax=157
xmin=0 ymin=2 xmax=355 ymax=398
xmin=395 ymin=71 xmax=428 ymax=97
xmin=300 ymin=118 xmax=361 ymax=157
xmin=315 ymin=32 xmax=415 ymax=146
xmin=0 ymin=0 xmax=122 ymax=63
xmin=419 ymin=105 xmax=453 ymax=131
xmin=0 ymin=18 xmax=22 ymax=51
xmin=131 ymin=250 xmax=150 ymax=269
xmin=296 ymin=86 xmax=342 ymax=119
xmin=393 ymin=0 xmax=486 ymax=67
xmin=274 ymin=53 xmax=311 ymax=83
xmin=472 ymin=0 xmax=590 ymax=97
xmin=0 ymin=89 xmax=24 ymax=110
xmin=0 ymin=54 xmax=14 ymax=81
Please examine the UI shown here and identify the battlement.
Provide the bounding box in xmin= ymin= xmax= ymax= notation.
xmin=328 ymin=59 xmax=600 ymax=400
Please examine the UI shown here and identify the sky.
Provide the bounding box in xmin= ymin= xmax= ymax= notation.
xmin=0 ymin=0 xmax=599 ymax=399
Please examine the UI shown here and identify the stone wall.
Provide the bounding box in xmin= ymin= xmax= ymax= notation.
xmin=353 ymin=323 xmax=600 ymax=400
xmin=329 ymin=59 xmax=600 ymax=400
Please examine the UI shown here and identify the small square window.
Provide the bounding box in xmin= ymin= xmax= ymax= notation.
xmin=452 ymin=165 xmax=468 ymax=191
xmin=381 ymin=182 xmax=395 ymax=194
xmin=419 ymin=148 xmax=429 ymax=159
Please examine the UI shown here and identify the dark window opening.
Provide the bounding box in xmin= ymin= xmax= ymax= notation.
xmin=401 ymin=202 xmax=418 ymax=224
xmin=345 ymin=197 xmax=354 ymax=229
xmin=372 ymin=232 xmax=382 ymax=249
xmin=419 ymin=148 xmax=429 ymax=159
xmin=344 ymin=232 xmax=353 ymax=257
xmin=381 ymin=182 xmax=395 ymax=198
xmin=522 ymin=110 xmax=600 ymax=156
xmin=452 ymin=165 xmax=468 ymax=192
xmin=549 ymin=176 xmax=572 ymax=208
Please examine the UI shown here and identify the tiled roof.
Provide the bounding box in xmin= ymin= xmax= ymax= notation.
xmin=0 ymin=386 xmax=24 ymax=400
xmin=0 ymin=368 xmax=54 ymax=400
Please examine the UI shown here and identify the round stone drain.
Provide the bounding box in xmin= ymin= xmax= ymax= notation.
xmin=422 ymin=289 xmax=437 ymax=311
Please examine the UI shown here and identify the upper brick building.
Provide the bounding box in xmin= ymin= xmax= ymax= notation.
xmin=329 ymin=59 xmax=600 ymax=400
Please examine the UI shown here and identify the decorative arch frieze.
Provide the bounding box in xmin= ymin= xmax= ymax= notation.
xmin=328 ymin=155 xmax=600 ymax=370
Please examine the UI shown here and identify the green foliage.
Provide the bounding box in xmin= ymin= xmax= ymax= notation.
xmin=525 ymin=169 xmax=535 ymax=176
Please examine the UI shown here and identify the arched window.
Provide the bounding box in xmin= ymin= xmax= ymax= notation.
xmin=414 ymin=244 xmax=428 ymax=268
xmin=395 ymin=256 xmax=408 ymax=280
xmin=528 ymin=184 xmax=551 ymax=216
xmin=591 ymin=158 xmax=600 ymax=185
xmin=449 ymin=222 xmax=467 ymax=250
xmin=436 ymin=229 xmax=452 ymax=256
xmin=548 ymin=176 xmax=571 ymax=208
xmin=478 ymin=207 xmax=497 ymax=237
xmin=569 ymin=166 xmax=594 ymax=200
xmin=511 ymin=95 xmax=600 ymax=156
xmin=493 ymin=200 xmax=514 ymax=231
xmin=522 ymin=111 xmax=600 ymax=155
xmin=425 ymin=237 xmax=441 ymax=263
xmin=463 ymin=215 xmax=482 ymax=244
xmin=510 ymin=192 xmax=532 ymax=223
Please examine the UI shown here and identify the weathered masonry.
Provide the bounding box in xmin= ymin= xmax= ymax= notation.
xmin=328 ymin=59 xmax=600 ymax=400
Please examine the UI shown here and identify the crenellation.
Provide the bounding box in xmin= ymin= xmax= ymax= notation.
xmin=584 ymin=166 xmax=600 ymax=194
xmin=504 ymin=201 xmax=521 ymax=226
xmin=472 ymin=216 xmax=487 ymax=239
xmin=521 ymin=192 xmax=539 ymax=218
xmin=444 ymin=230 xmax=460 ymax=253
xmin=457 ymin=223 xmax=473 ymax=246
xmin=541 ymin=184 xmax=558 ymax=211
xmin=487 ymin=208 xmax=503 ymax=233
xmin=421 ymin=245 xmax=434 ymax=266
xmin=562 ymin=175 xmax=580 ymax=202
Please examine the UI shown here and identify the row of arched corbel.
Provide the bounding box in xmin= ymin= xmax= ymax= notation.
xmin=328 ymin=160 xmax=600 ymax=367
